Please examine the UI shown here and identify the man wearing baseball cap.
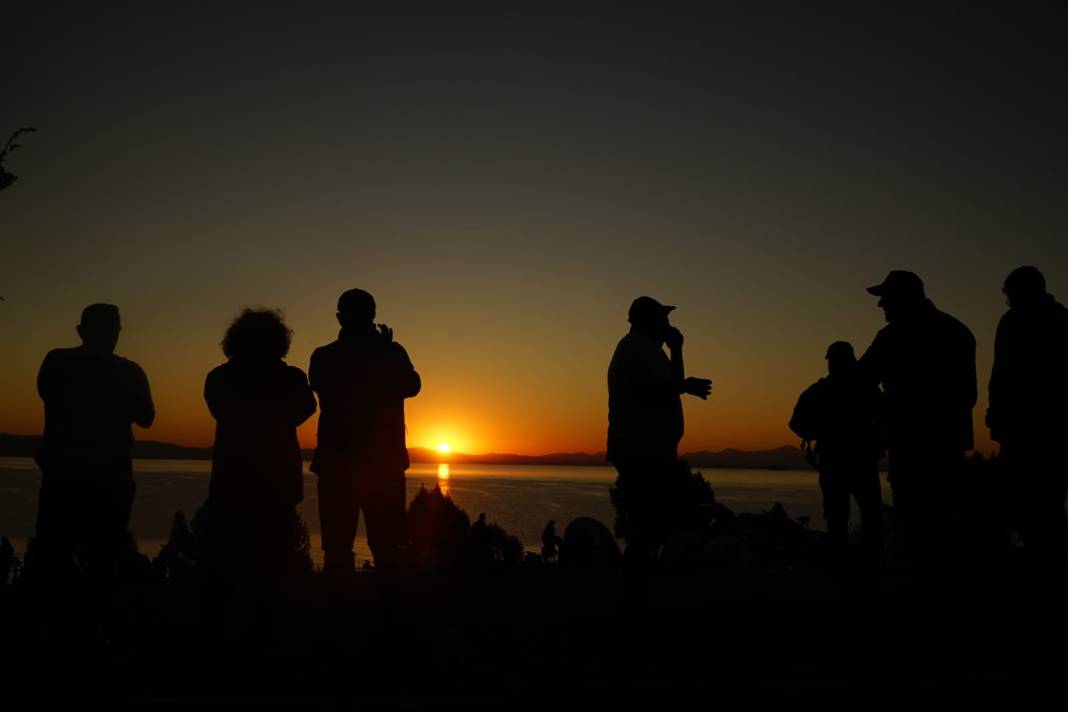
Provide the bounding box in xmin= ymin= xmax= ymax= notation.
xmin=607 ymin=296 xmax=712 ymax=598
xmin=858 ymin=271 xmax=977 ymax=583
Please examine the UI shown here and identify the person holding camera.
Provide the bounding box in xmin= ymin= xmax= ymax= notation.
xmin=310 ymin=289 xmax=421 ymax=577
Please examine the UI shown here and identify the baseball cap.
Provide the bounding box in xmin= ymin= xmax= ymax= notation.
xmin=628 ymin=296 xmax=675 ymax=324
xmin=867 ymin=271 xmax=925 ymax=299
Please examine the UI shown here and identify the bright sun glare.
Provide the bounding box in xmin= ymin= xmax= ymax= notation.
xmin=437 ymin=442 xmax=451 ymax=454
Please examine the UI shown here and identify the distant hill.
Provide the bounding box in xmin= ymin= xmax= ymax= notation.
xmin=1 ymin=433 xmax=807 ymax=470
xmin=0 ymin=434 xmax=213 ymax=460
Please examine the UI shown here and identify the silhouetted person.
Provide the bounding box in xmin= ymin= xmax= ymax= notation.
xmin=311 ymin=289 xmax=421 ymax=576
xmin=33 ymin=304 xmax=154 ymax=582
xmin=471 ymin=512 xmax=488 ymax=537
xmin=790 ymin=341 xmax=884 ymax=577
xmin=987 ymin=267 xmax=1068 ymax=580
xmin=607 ymin=296 xmax=712 ymax=601
xmin=541 ymin=520 xmax=563 ymax=564
xmin=0 ymin=537 xmax=14 ymax=585
xmin=202 ymin=308 xmax=316 ymax=631
xmin=857 ymin=271 xmax=976 ymax=583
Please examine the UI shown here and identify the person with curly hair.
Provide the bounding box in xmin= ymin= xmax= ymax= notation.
xmin=201 ymin=308 xmax=316 ymax=630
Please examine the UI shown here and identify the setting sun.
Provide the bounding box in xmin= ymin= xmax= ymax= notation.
xmin=437 ymin=442 xmax=451 ymax=454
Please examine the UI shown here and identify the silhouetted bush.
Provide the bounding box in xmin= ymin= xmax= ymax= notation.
xmin=559 ymin=517 xmax=622 ymax=572
xmin=406 ymin=484 xmax=524 ymax=574
xmin=188 ymin=500 xmax=314 ymax=579
xmin=407 ymin=484 xmax=471 ymax=573
xmin=469 ymin=522 xmax=524 ymax=572
xmin=610 ymin=459 xmax=716 ymax=546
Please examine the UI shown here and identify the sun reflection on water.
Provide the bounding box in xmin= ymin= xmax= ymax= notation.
xmin=437 ymin=463 xmax=450 ymax=496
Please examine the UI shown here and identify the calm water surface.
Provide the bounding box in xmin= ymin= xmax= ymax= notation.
xmin=0 ymin=457 xmax=891 ymax=565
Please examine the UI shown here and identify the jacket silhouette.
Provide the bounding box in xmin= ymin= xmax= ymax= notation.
xmin=205 ymin=357 xmax=316 ymax=512
xmin=987 ymin=277 xmax=1068 ymax=445
xmin=858 ymin=300 xmax=977 ymax=453
xmin=310 ymin=329 xmax=421 ymax=471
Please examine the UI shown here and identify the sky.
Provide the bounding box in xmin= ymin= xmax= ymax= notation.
xmin=3 ymin=3 xmax=1066 ymax=455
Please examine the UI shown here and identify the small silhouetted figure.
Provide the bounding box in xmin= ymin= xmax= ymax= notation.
xmin=541 ymin=520 xmax=563 ymax=563
xmin=0 ymin=537 xmax=14 ymax=585
xmin=987 ymin=267 xmax=1068 ymax=579
xmin=790 ymin=342 xmax=884 ymax=576
xmin=311 ymin=289 xmax=421 ymax=576
xmin=33 ymin=304 xmax=154 ymax=581
xmin=857 ymin=272 xmax=977 ymax=582
xmin=202 ymin=309 xmax=315 ymax=631
xmin=607 ymin=296 xmax=712 ymax=600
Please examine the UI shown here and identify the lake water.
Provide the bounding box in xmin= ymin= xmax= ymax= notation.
xmin=0 ymin=457 xmax=891 ymax=565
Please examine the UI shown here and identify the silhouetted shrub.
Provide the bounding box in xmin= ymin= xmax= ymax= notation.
xmin=559 ymin=517 xmax=622 ymax=572
xmin=406 ymin=484 xmax=524 ymax=574
xmin=610 ymin=459 xmax=716 ymax=547
xmin=189 ymin=500 xmax=314 ymax=579
xmin=469 ymin=522 xmax=524 ymax=572
xmin=407 ymin=484 xmax=471 ymax=573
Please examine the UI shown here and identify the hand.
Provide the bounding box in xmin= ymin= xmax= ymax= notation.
xmin=683 ymin=376 xmax=712 ymax=399
xmin=664 ymin=326 xmax=684 ymax=351
xmin=377 ymin=323 xmax=394 ymax=342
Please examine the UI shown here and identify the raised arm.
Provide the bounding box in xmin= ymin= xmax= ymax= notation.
xmin=391 ymin=344 xmax=421 ymax=399
xmin=665 ymin=327 xmax=712 ymax=400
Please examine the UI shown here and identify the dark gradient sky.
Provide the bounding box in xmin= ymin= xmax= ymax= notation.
xmin=3 ymin=3 xmax=1066 ymax=454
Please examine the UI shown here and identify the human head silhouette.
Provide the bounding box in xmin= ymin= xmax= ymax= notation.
xmin=1002 ymin=266 xmax=1046 ymax=308
xmin=77 ymin=303 xmax=121 ymax=355
xmin=221 ymin=308 xmax=292 ymax=361
xmin=337 ymin=288 xmax=376 ymax=330
xmin=825 ymin=341 xmax=856 ymax=377
xmin=867 ymin=271 xmax=926 ymax=324
xmin=628 ymin=296 xmax=675 ymax=340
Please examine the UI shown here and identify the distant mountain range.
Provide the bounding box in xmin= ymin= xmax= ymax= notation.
xmin=0 ymin=433 xmax=808 ymax=470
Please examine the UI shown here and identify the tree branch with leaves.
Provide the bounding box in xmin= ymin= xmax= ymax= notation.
xmin=0 ymin=127 xmax=37 ymax=192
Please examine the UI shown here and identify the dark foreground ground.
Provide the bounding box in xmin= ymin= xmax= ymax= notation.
xmin=2 ymin=566 xmax=1065 ymax=709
